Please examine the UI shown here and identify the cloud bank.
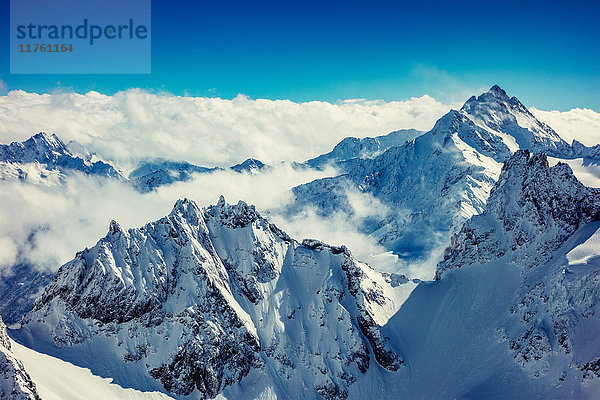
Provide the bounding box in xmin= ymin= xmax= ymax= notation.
xmin=0 ymin=90 xmax=451 ymax=170
xmin=531 ymin=107 xmax=600 ymax=146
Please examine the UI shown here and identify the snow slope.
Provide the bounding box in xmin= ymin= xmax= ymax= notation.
xmin=11 ymin=339 xmax=173 ymax=400
xmin=376 ymin=150 xmax=600 ymax=399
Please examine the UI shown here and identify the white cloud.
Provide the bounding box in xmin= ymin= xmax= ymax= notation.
xmin=0 ymin=164 xmax=338 ymax=272
xmin=0 ymin=89 xmax=451 ymax=170
xmin=270 ymin=206 xmax=391 ymax=268
xmin=0 ymin=236 xmax=17 ymax=267
xmin=530 ymin=107 xmax=600 ymax=147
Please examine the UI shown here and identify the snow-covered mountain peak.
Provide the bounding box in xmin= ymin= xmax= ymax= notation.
xmin=304 ymin=128 xmax=423 ymax=168
xmin=489 ymin=83 xmax=509 ymax=96
xmin=168 ymin=197 xmax=203 ymax=224
xmin=486 ymin=150 xmax=599 ymax=227
xmin=204 ymin=196 xmax=264 ymax=229
xmin=462 ymin=85 xmax=509 ymax=108
xmin=230 ymin=158 xmax=268 ymax=173
xmin=460 ymin=85 xmax=570 ymax=155
xmin=28 ymin=132 xmax=69 ymax=155
xmin=19 ymin=196 xmax=413 ymax=399
xmin=288 ymin=86 xmax=589 ymax=278
xmin=1 ymin=132 xmax=70 ymax=164
xmin=463 ymin=84 xmax=511 ymax=109
xmin=0 ymin=132 xmax=125 ymax=181
xmin=108 ymin=219 xmax=122 ymax=236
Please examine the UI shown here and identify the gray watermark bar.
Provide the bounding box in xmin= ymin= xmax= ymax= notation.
xmin=10 ymin=0 xmax=151 ymax=74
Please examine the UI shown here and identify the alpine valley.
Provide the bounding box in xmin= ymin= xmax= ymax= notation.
xmin=2 ymin=86 xmax=600 ymax=399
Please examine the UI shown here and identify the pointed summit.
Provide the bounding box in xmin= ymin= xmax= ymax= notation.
xmin=230 ymin=158 xmax=267 ymax=173
xmin=459 ymin=86 xmax=570 ymax=155
xmin=108 ymin=220 xmax=122 ymax=235
xmin=437 ymin=149 xmax=600 ymax=279
xmin=170 ymin=198 xmax=202 ymax=221
xmin=461 ymin=85 xmax=510 ymax=112
xmin=488 ymin=84 xmax=509 ymax=99
xmin=26 ymin=132 xmax=70 ymax=156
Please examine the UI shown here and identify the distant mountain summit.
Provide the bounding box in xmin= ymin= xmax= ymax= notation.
xmin=129 ymin=159 xmax=218 ymax=192
xmin=129 ymin=158 xmax=270 ymax=192
xmin=305 ymin=129 xmax=424 ymax=168
xmin=460 ymin=85 xmax=572 ymax=156
xmin=0 ymin=132 xmax=124 ymax=181
xmin=230 ymin=158 xmax=268 ymax=173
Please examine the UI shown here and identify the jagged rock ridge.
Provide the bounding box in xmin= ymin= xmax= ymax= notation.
xmin=437 ymin=150 xmax=600 ymax=278
xmin=432 ymin=150 xmax=600 ymax=391
xmin=21 ymin=196 xmax=413 ymax=399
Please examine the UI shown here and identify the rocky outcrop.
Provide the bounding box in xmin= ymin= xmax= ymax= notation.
xmin=0 ymin=316 xmax=40 ymax=400
xmin=435 ymin=150 xmax=600 ymax=385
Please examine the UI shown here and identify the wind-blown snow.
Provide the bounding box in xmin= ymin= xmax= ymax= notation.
xmin=567 ymin=223 xmax=600 ymax=266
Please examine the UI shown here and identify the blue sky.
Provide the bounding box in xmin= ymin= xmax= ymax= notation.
xmin=0 ymin=0 xmax=599 ymax=110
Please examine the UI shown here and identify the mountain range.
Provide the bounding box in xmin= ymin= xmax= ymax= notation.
xmin=2 ymin=85 xmax=600 ymax=399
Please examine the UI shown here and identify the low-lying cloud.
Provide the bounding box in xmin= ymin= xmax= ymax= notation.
xmin=0 ymin=90 xmax=451 ymax=170
xmin=0 ymin=164 xmax=339 ymax=272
